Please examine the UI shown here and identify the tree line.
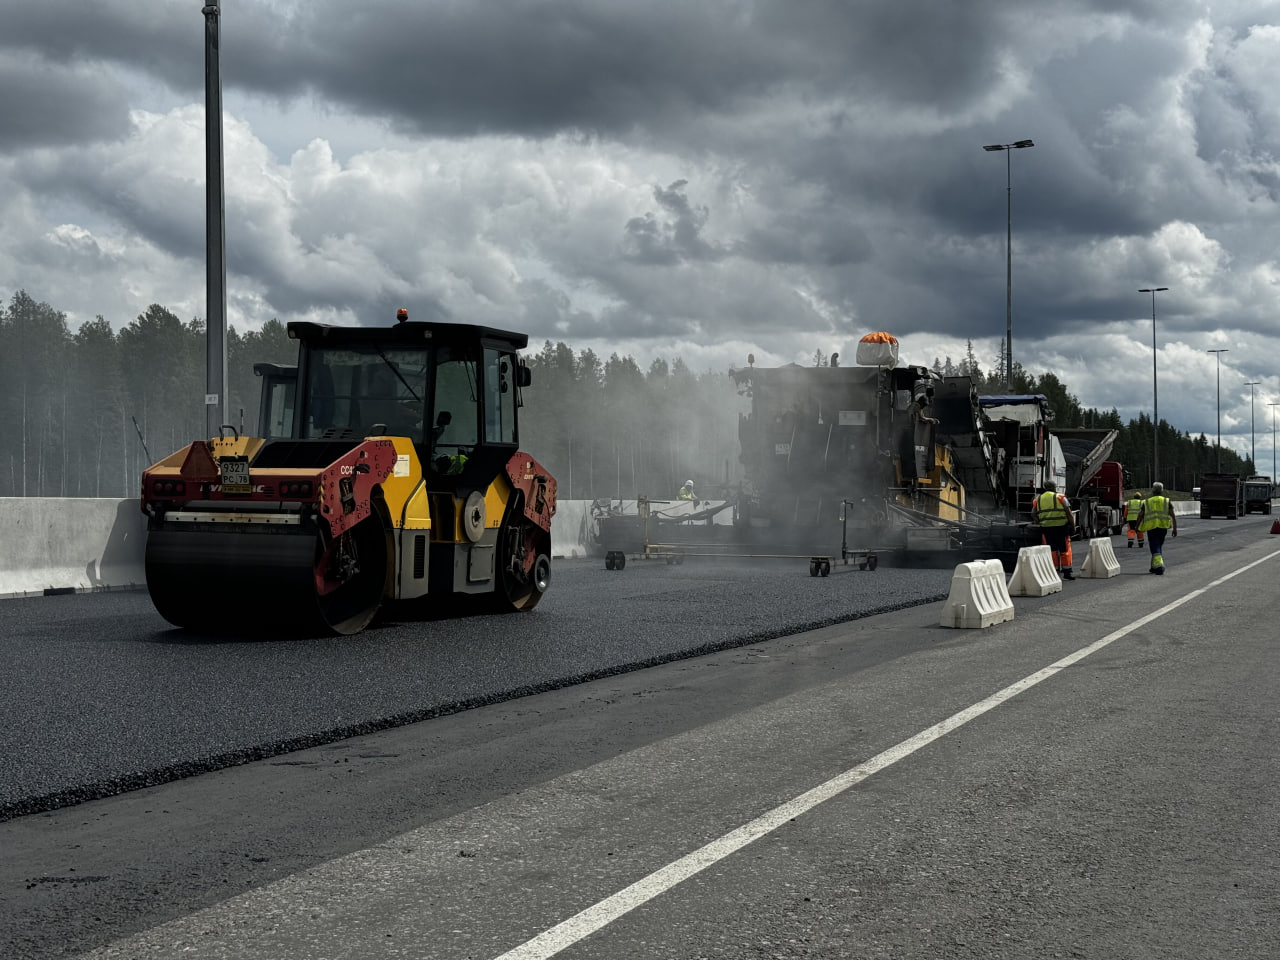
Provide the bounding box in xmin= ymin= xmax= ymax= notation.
xmin=0 ymin=291 xmax=294 ymax=498
xmin=0 ymin=290 xmax=1254 ymax=500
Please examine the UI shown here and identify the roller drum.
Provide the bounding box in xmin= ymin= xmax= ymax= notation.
xmin=145 ymin=516 xmax=386 ymax=636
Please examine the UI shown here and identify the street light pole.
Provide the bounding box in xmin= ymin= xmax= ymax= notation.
xmin=1269 ymin=401 xmax=1279 ymax=482
xmin=1207 ymin=349 xmax=1228 ymax=471
xmin=203 ymin=0 xmax=227 ymax=440
xmin=1139 ymin=287 xmax=1168 ymax=486
xmin=983 ymin=139 xmax=1035 ymax=390
xmin=1245 ymin=380 xmax=1261 ymax=471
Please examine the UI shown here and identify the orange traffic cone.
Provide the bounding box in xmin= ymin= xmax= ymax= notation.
xmin=1271 ymin=519 xmax=1280 ymax=535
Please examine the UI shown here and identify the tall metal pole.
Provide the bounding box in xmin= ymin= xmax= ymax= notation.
xmin=1270 ymin=402 xmax=1279 ymax=482
xmin=983 ymin=140 xmax=1034 ymax=389
xmin=1139 ymin=287 xmax=1167 ymax=486
xmin=1207 ymin=349 xmax=1228 ymax=470
xmin=1004 ymin=148 xmax=1011 ymax=388
xmin=1245 ymin=381 xmax=1261 ymax=470
xmin=204 ymin=1 xmax=227 ymax=439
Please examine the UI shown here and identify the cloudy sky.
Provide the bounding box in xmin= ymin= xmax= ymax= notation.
xmin=3 ymin=0 xmax=1280 ymax=464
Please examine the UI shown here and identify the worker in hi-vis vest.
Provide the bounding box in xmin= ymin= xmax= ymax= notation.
xmin=1136 ymin=481 xmax=1177 ymax=575
xmin=1124 ymin=492 xmax=1145 ymax=548
xmin=1033 ymin=479 xmax=1077 ymax=580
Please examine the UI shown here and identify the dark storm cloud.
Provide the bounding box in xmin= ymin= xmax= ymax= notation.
xmin=0 ymin=53 xmax=131 ymax=149
xmin=0 ymin=1 xmax=1133 ymax=138
xmin=741 ymin=206 xmax=872 ymax=267
xmin=13 ymin=144 xmax=205 ymax=262
xmin=621 ymin=180 xmax=721 ymax=265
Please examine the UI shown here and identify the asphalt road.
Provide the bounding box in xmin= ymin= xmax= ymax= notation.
xmin=0 ymin=553 xmax=956 ymax=819
xmin=2 ymin=514 xmax=1277 ymax=959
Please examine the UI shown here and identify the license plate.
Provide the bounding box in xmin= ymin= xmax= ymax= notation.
xmin=219 ymin=456 xmax=251 ymax=494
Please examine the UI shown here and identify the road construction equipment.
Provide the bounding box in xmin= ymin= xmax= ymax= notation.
xmin=656 ymin=332 xmax=1121 ymax=568
xmin=141 ymin=312 xmax=556 ymax=635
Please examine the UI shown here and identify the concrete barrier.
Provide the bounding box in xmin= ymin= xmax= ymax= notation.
xmin=1172 ymin=501 xmax=1198 ymax=518
xmin=1080 ymin=537 xmax=1121 ymax=578
xmin=1007 ymin=544 xmax=1063 ymax=597
xmin=1 ymin=495 xmax=600 ymax=599
xmin=939 ymin=559 xmax=1015 ymax=629
xmin=0 ymin=498 xmax=147 ymax=598
xmin=550 ymin=499 xmax=593 ymax=559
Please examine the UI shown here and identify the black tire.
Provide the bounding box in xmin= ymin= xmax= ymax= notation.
xmin=615 ymin=553 xmax=626 ymax=570
xmin=809 ymin=560 xmax=818 ymax=577
xmin=820 ymin=560 xmax=831 ymax=577
xmin=495 ymin=494 xmax=550 ymax=611
xmin=605 ymin=554 xmax=616 ymax=570
xmin=868 ymin=554 xmax=879 ymax=571
xmin=313 ymin=514 xmax=390 ymax=635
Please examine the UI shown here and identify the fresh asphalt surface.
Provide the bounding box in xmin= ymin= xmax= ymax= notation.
xmin=1 ymin=554 xmax=954 ymax=819
xmin=1 ymin=513 xmax=1277 ymax=959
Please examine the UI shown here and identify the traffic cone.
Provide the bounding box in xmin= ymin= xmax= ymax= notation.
xmin=1271 ymin=519 xmax=1280 ymax=535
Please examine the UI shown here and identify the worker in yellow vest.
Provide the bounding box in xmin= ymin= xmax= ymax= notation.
xmin=1033 ymin=479 xmax=1077 ymax=580
xmin=1136 ymin=481 xmax=1177 ymax=574
xmin=1124 ymin=492 xmax=1145 ymax=548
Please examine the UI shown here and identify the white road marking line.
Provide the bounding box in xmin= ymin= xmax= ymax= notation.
xmin=494 ymin=548 xmax=1280 ymax=960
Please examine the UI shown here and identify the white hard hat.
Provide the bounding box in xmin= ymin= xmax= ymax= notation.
xmin=685 ymin=479 xmax=694 ymax=487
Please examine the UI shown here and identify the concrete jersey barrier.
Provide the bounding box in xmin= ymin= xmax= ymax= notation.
xmin=0 ymin=498 xmax=147 ymax=598
xmin=1 ymin=496 xmax=601 ymax=599
xmin=0 ymin=495 xmax=1213 ymax=600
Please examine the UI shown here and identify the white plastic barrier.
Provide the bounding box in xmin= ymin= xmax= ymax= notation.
xmin=939 ymin=559 xmax=1015 ymax=629
xmin=1080 ymin=537 xmax=1121 ymax=578
xmin=1007 ymin=544 xmax=1063 ymax=597
xmin=0 ymin=498 xmax=146 ymax=598
xmin=1172 ymin=501 xmax=1198 ymax=518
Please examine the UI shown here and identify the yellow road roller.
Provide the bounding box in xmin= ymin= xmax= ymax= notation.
xmin=140 ymin=311 xmax=557 ymax=635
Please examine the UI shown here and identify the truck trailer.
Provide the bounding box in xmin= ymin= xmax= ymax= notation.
xmin=1199 ymin=472 xmax=1243 ymax=519
xmin=1243 ymin=475 xmax=1274 ymax=514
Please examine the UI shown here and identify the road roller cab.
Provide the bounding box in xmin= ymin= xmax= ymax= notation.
xmin=141 ymin=312 xmax=557 ymax=636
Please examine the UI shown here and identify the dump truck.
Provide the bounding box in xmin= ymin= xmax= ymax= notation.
xmin=1199 ymin=472 xmax=1243 ymax=519
xmin=140 ymin=312 xmax=556 ymax=635
xmin=1243 ymin=475 xmax=1274 ymax=514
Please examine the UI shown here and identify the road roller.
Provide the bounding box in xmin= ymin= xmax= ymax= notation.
xmin=140 ymin=311 xmax=557 ymax=635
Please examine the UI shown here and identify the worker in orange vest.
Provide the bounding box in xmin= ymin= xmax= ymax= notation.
xmin=1124 ymin=492 xmax=1145 ymax=548
xmin=1033 ymin=479 xmax=1077 ymax=580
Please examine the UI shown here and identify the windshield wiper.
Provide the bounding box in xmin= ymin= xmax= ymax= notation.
xmin=373 ymin=346 xmax=422 ymax=404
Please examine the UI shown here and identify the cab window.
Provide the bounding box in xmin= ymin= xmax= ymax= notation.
xmin=303 ymin=345 xmax=426 ymax=440
xmin=431 ymin=347 xmax=479 ymax=453
xmin=484 ymin=348 xmax=518 ymax=445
